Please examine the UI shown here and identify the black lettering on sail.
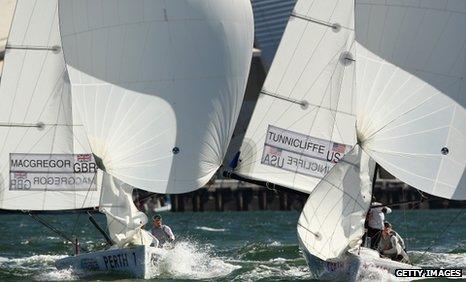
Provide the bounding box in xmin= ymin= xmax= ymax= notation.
xmin=326 ymin=151 xmax=335 ymax=162
xmin=263 ymin=153 xmax=284 ymax=168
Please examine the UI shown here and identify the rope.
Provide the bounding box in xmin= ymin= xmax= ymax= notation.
xmin=26 ymin=212 xmax=88 ymax=252
xmin=417 ymin=208 xmax=465 ymax=261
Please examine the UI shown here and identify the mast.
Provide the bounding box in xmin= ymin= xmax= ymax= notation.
xmin=371 ymin=163 xmax=379 ymax=201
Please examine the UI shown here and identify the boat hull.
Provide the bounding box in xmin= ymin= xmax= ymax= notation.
xmin=300 ymin=243 xmax=419 ymax=281
xmin=55 ymin=245 xmax=159 ymax=279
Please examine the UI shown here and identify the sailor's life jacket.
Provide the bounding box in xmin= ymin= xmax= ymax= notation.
xmin=377 ymin=231 xmax=410 ymax=263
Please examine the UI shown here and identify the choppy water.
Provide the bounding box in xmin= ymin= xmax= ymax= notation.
xmin=0 ymin=210 xmax=465 ymax=281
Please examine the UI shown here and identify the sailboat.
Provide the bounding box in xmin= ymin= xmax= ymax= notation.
xmin=0 ymin=0 xmax=253 ymax=279
xmin=226 ymin=0 xmax=466 ymax=280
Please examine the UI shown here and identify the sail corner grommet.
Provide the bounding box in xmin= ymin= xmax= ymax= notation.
xmin=172 ymin=147 xmax=180 ymax=154
xmin=441 ymin=147 xmax=449 ymax=155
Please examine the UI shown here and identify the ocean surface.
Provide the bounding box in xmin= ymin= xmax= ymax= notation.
xmin=0 ymin=209 xmax=465 ymax=281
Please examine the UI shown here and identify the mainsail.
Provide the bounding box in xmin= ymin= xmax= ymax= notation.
xmin=297 ymin=145 xmax=375 ymax=260
xmin=236 ymin=0 xmax=357 ymax=194
xmin=0 ymin=0 xmax=100 ymax=210
xmin=58 ymin=0 xmax=254 ymax=194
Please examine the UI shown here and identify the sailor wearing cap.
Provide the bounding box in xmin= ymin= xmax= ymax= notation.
xmin=151 ymin=214 xmax=175 ymax=247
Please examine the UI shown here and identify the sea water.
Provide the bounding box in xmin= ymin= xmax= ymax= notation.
xmin=0 ymin=210 xmax=464 ymax=281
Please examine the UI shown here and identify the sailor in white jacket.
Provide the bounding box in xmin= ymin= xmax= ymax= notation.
xmin=367 ymin=202 xmax=392 ymax=249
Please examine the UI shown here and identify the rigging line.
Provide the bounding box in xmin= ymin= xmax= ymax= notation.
xmin=70 ymin=139 xmax=100 ymax=238
xmin=26 ymin=211 xmax=88 ymax=252
xmin=70 ymin=171 xmax=98 ymax=238
xmin=418 ymin=208 xmax=465 ymax=261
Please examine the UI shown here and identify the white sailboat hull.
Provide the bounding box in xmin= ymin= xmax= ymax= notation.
xmin=55 ymin=245 xmax=159 ymax=279
xmin=301 ymin=244 xmax=419 ymax=281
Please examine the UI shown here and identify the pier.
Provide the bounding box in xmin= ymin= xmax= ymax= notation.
xmin=137 ymin=175 xmax=466 ymax=213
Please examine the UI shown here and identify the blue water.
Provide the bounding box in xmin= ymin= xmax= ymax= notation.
xmin=0 ymin=210 xmax=464 ymax=281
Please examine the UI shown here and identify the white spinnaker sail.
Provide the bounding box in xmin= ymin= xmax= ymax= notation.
xmin=58 ymin=0 xmax=254 ymax=194
xmin=0 ymin=0 xmax=100 ymax=210
xmin=236 ymin=0 xmax=357 ymax=194
xmin=297 ymin=145 xmax=375 ymax=260
xmin=355 ymin=1 xmax=466 ymax=200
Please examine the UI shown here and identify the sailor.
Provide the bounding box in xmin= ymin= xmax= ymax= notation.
xmin=151 ymin=214 xmax=175 ymax=247
xmin=378 ymin=222 xmax=410 ymax=263
xmin=366 ymin=201 xmax=392 ymax=249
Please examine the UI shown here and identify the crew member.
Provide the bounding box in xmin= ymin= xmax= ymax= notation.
xmin=366 ymin=201 xmax=392 ymax=249
xmin=151 ymin=214 xmax=175 ymax=247
xmin=378 ymin=222 xmax=410 ymax=263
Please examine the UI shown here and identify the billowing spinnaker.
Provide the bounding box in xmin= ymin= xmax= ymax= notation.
xmin=237 ymin=0 xmax=357 ymax=194
xmin=297 ymin=145 xmax=375 ymax=260
xmin=355 ymin=1 xmax=466 ymax=200
xmin=0 ymin=0 xmax=100 ymax=210
xmin=58 ymin=0 xmax=254 ymax=193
